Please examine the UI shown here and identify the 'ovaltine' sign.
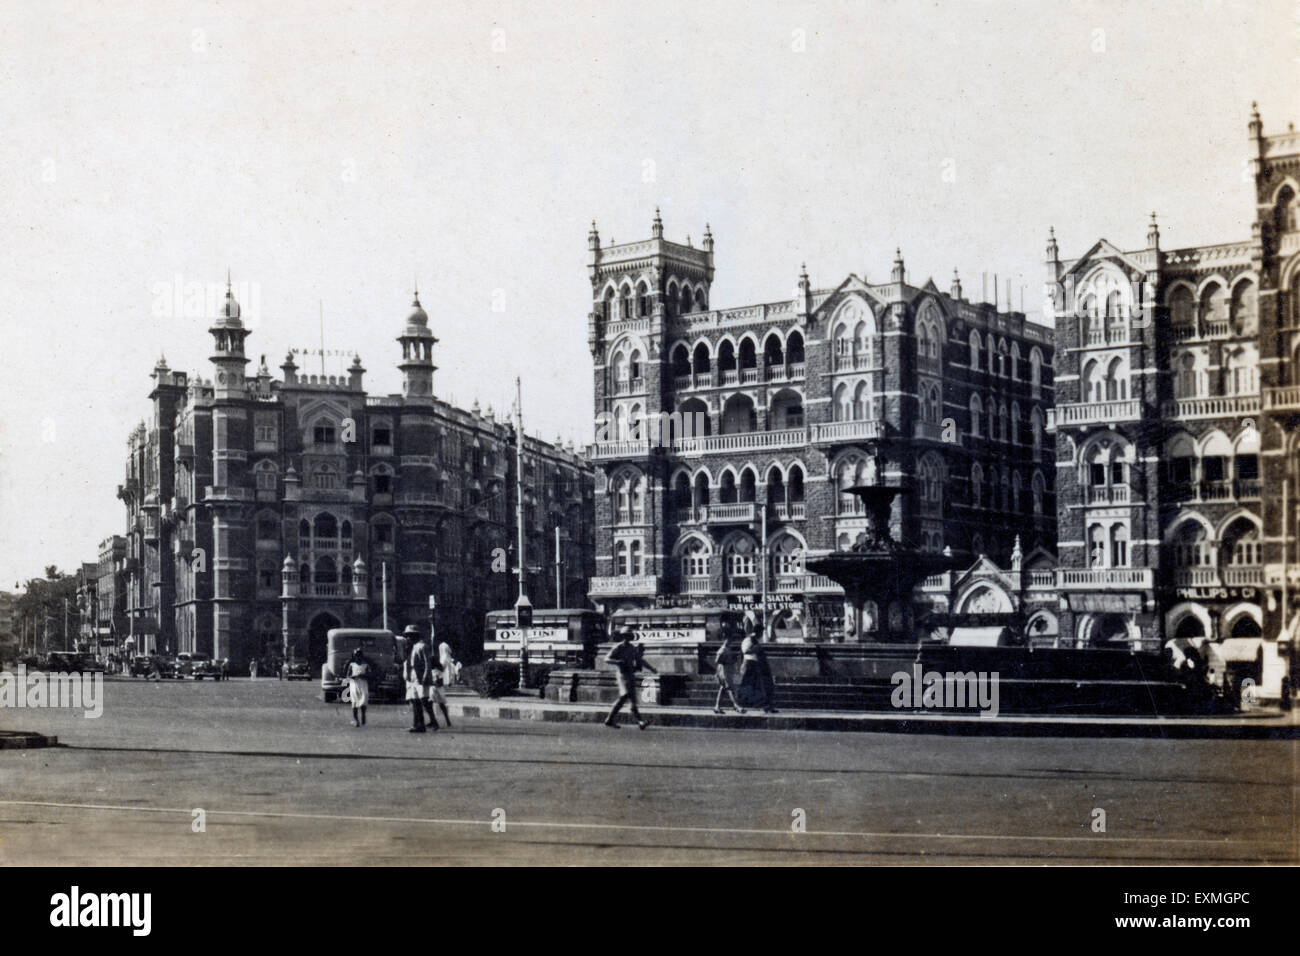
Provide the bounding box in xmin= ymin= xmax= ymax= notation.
xmin=635 ymin=628 xmax=705 ymax=644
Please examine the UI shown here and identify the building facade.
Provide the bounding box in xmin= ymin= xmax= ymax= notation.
xmin=1048 ymin=106 xmax=1296 ymax=697
xmin=585 ymin=212 xmax=1056 ymax=641
xmin=117 ymin=285 xmax=595 ymax=668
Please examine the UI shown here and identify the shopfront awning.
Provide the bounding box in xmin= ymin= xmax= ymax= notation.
xmin=949 ymin=626 xmax=1008 ymax=647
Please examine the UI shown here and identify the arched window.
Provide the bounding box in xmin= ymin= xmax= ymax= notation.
xmin=1105 ymin=356 xmax=1127 ymax=400
xmin=1010 ymin=402 xmax=1022 ymax=445
xmin=1221 ymin=517 xmax=1261 ymax=567
xmin=1032 ymin=471 xmax=1045 ymax=516
xmin=772 ymin=534 xmax=804 ymax=576
xmin=1170 ymin=521 xmax=1211 ymax=568
xmin=1110 ymin=524 xmax=1128 ymax=567
xmin=1224 ymin=348 xmax=1258 ymax=396
xmin=255 ymin=459 xmax=277 ymax=491
xmin=1031 ymin=407 xmax=1044 ymax=455
xmin=969 ymin=394 xmax=983 ymax=438
xmin=1175 ymin=353 xmax=1201 ymax=398
xmin=681 ymin=538 xmax=710 ymax=579
xmin=1030 ymin=347 xmax=1043 ymax=396
xmin=630 ymin=539 xmax=643 ymax=575
xmin=971 ymin=463 xmax=984 ymax=509
xmin=620 ymin=284 xmax=633 ymax=320
xmin=1168 ymin=286 xmax=1195 ymax=328
xmin=636 ymin=280 xmax=649 ymax=318
xmin=1201 ymin=281 xmax=1227 ymax=327
xmin=725 ymin=536 xmax=756 ymax=579
xmin=1230 ymin=280 xmax=1257 ymax=336
xmin=969 ymin=331 xmax=981 ymax=370
xmin=313 ymin=513 xmax=338 ymax=541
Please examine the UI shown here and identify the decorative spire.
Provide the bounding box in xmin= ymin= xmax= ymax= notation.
xmin=703 ymin=222 xmax=714 ymax=252
xmin=1147 ymin=211 xmax=1160 ymax=249
xmin=652 ymin=206 xmax=663 ymax=238
xmin=588 ymin=219 xmax=600 ymax=251
xmin=1046 ymin=226 xmax=1059 ymax=261
xmin=891 ymin=247 xmax=905 ymax=283
xmin=950 ymin=267 xmax=963 ymax=300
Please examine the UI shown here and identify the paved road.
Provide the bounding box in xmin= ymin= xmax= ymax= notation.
xmin=0 ymin=678 xmax=1294 ymax=864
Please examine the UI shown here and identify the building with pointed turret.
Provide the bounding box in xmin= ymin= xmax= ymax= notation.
xmin=1046 ymin=105 xmax=1297 ymax=700
xmin=585 ymin=210 xmax=1057 ymax=641
xmin=116 ymin=281 xmax=595 ymax=670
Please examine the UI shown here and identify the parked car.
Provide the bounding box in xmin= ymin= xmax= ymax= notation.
xmin=280 ymin=658 xmax=311 ymax=681
xmin=174 ymin=652 xmax=203 ymax=679
xmin=191 ymin=657 xmax=223 ymax=680
xmin=129 ymin=655 xmax=155 ymax=677
xmin=320 ymin=628 xmax=404 ymax=702
xmin=44 ymin=651 xmax=105 ymax=674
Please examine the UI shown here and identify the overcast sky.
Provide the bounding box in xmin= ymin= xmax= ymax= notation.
xmin=0 ymin=0 xmax=1293 ymax=587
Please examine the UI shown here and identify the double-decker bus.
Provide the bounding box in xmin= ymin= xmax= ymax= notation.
xmin=483 ymin=609 xmax=607 ymax=668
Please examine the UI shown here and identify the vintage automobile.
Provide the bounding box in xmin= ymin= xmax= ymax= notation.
xmin=174 ymin=652 xmax=216 ymax=679
xmin=43 ymin=651 xmax=106 ymax=674
xmin=280 ymin=657 xmax=312 ymax=681
xmin=129 ymin=654 xmax=156 ymax=677
xmin=320 ymin=628 xmax=404 ymax=702
xmin=190 ymin=657 xmax=223 ymax=680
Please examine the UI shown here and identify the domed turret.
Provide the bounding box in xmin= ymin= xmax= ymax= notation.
xmin=398 ymin=285 xmax=438 ymax=399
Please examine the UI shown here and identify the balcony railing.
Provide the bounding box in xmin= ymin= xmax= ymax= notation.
xmin=612 ymin=378 xmax=645 ymax=395
xmin=1222 ymin=566 xmax=1264 ymax=587
xmin=771 ymin=501 xmax=806 ymax=521
xmin=1027 ymin=570 xmax=1056 ymax=588
xmin=721 ymin=370 xmax=739 ymax=386
xmin=699 ymin=502 xmax=756 ymax=524
xmin=589 ymin=439 xmax=654 ymax=460
xmin=1083 ymin=485 xmax=1130 ymax=505
xmin=589 ymin=575 xmax=659 ymax=597
xmin=683 ymin=577 xmax=712 ymax=594
xmin=741 ymin=368 xmax=760 ymax=384
xmin=1054 ymin=399 xmax=1142 ymax=427
xmin=304 ymin=583 xmax=351 ymax=597
xmin=1173 ymin=567 xmax=1220 ymax=587
xmin=673 ymin=429 xmax=805 ymax=455
xmin=1059 ymin=568 xmax=1153 ymax=589
xmin=1264 ymin=386 xmax=1300 ymax=411
xmin=811 ymin=420 xmax=885 ymax=443
xmin=1162 ymin=395 xmax=1259 ymax=420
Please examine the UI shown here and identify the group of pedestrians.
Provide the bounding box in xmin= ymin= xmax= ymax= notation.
xmin=603 ymin=624 xmax=778 ymax=727
xmin=338 ymin=623 xmax=460 ymax=732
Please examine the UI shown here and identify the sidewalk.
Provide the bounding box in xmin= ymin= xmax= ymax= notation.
xmin=447 ymin=691 xmax=1300 ymax=739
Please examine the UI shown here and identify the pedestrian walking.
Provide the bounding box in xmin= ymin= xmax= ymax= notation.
xmin=603 ymin=629 xmax=656 ymax=730
xmin=430 ymin=629 xmax=454 ymax=728
xmin=438 ymin=634 xmax=461 ymax=687
xmin=249 ymin=657 xmax=259 ymax=679
xmin=343 ymin=647 xmax=370 ymax=727
xmin=404 ymin=625 xmax=438 ymax=733
xmin=713 ymin=632 xmax=746 ymax=714
xmin=737 ymin=632 xmax=778 ymax=713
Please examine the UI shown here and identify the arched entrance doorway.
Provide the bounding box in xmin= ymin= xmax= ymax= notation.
xmin=307 ymin=612 xmax=341 ymax=671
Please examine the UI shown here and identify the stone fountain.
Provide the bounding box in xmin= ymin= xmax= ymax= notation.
xmin=806 ymin=484 xmax=955 ymax=642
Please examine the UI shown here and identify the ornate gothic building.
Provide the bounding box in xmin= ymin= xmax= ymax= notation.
xmin=585 ymin=212 xmax=1057 ymax=641
xmin=115 ymin=285 xmax=595 ymax=668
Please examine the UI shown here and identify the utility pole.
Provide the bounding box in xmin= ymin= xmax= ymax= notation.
xmin=760 ymin=506 xmax=769 ymax=640
xmin=514 ymin=376 xmax=532 ymax=690
xmin=555 ymin=526 xmax=564 ymax=610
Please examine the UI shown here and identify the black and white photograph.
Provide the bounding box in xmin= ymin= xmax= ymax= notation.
xmin=0 ymin=0 xmax=1294 ymax=926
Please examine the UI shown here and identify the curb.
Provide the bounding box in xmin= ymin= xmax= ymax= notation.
xmin=448 ymin=699 xmax=1299 ymax=739
xmin=0 ymin=732 xmax=58 ymax=750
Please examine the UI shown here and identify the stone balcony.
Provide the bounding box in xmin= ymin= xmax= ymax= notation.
xmin=1058 ymin=567 xmax=1154 ymax=590
xmin=588 ymin=439 xmax=655 ymax=460
xmin=1263 ymin=386 xmax=1300 ymax=411
xmin=1161 ymin=394 xmax=1259 ymax=421
xmin=672 ymin=428 xmax=805 ymax=456
xmin=810 ymin=420 xmax=885 ymax=444
xmin=1052 ymin=399 xmax=1142 ymax=428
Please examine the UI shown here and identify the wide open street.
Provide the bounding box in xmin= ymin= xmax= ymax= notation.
xmin=0 ymin=678 xmax=1294 ymax=865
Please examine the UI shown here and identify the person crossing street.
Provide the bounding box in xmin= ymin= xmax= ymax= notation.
xmin=603 ymin=629 xmax=656 ymax=730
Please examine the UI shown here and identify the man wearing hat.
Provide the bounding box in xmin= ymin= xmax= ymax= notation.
xmin=403 ymin=624 xmax=438 ymax=733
